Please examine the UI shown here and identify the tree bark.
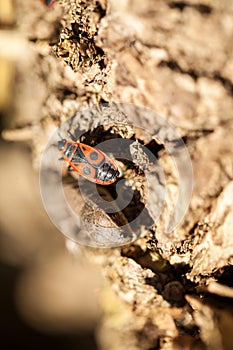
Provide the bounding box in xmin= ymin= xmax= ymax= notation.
xmin=2 ymin=0 xmax=233 ymax=349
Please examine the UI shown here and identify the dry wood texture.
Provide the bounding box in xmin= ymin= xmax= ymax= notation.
xmin=0 ymin=0 xmax=233 ymax=349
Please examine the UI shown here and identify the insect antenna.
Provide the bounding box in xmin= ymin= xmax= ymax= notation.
xmin=57 ymin=130 xmax=63 ymax=140
xmin=67 ymin=130 xmax=77 ymax=141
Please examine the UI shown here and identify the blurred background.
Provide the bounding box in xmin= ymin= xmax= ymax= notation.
xmin=0 ymin=139 xmax=103 ymax=349
xmin=0 ymin=1 xmax=105 ymax=349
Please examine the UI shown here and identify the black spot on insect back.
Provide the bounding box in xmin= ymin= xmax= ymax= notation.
xmin=90 ymin=151 xmax=98 ymax=160
xmin=83 ymin=166 xmax=91 ymax=175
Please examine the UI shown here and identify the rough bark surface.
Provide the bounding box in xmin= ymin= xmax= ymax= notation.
xmin=1 ymin=0 xmax=233 ymax=349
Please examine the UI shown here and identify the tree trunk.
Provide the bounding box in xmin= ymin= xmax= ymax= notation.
xmin=1 ymin=0 xmax=233 ymax=349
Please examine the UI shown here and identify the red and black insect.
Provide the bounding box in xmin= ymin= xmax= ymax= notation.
xmin=40 ymin=0 xmax=56 ymax=7
xmin=58 ymin=133 xmax=119 ymax=185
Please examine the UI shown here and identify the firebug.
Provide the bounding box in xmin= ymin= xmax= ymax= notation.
xmin=58 ymin=132 xmax=119 ymax=185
